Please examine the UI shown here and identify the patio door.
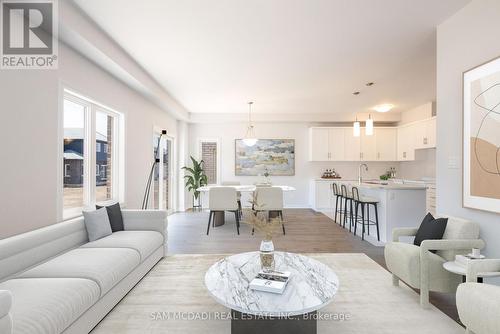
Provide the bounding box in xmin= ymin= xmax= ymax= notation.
xmin=152 ymin=131 xmax=174 ymax=211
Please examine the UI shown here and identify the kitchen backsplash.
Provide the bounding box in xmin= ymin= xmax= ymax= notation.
xmin=309 ymin=148 xmax=436 ymax=181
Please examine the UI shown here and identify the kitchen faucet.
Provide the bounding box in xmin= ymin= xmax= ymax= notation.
xmin=358 ymin=163 xmax=368 ymax=184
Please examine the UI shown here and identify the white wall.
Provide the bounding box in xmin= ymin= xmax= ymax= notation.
xmin=188 ymin=122 xmax=398 ymax=208
xmin=399 ymin=102 xmax=434 ymax=125
xmin=0 ymin=43 xmax=179 ymax=239
xmin=437 ymin=0 xmax=500 ymax=259
xmin=399 ymin=148 xmax=436 ymax=180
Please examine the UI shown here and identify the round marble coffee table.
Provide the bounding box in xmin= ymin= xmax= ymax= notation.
xmin=205 ymin=251 xmax=339 ymax=334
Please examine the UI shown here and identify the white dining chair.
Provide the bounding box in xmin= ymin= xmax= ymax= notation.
xmin=207 ymin=187 xmax=240 ymax=235
xmin=253 ymin=187 xmax=286 ymax=235
xmin=221 ymin=181 xmax=242 ymax=218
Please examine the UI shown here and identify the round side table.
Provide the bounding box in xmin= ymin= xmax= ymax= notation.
xmin=443 ymin=260 xmax=500 ymax=283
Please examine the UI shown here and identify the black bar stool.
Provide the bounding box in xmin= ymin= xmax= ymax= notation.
xmin=332 ymin=183 xmax=343 ymax=224
xmin=351 ymin=186 xmax=380 ymax=241
xmin=340 ymin=184 xmax=354 ymax=231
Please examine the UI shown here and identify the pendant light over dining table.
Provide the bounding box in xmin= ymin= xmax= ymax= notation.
xmin=242 ymin=101 xmax=258 ymax=146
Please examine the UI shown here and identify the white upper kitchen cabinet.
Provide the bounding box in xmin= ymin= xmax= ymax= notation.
xmin=309 ymin=128 xmax=346 ymax=161
xmin=414 ymin=117 xmax=436 ymax=149
xmin=344 ymin=129 xmax=361 ymax=161
xmin=360 ymin=130 xmax=377 ymax=161
xmin=328 ymin=128 xmax=345 ymax=161
xmin=397 ymin=124 xmax=416 ymax=161
xmin=375 ymin=128 xmax=397 ymax=161
xmin=309 ymin=128 xmax=330 ymax=161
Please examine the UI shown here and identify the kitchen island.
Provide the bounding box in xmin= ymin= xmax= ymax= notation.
xmin=349 ymin=182 xmax=427 ymax=245
xmin=310 ymin=179 xmax=427 ymax=246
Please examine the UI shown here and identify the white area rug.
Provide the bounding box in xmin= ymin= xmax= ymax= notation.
xmin=91 ymin=253 xmax=463 ymax=334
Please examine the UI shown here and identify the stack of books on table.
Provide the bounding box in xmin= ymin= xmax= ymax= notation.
xmin=249 ymin=271 xmax=291 ymax=294
xmin=455 ymin=254 xmax=486 ymax=267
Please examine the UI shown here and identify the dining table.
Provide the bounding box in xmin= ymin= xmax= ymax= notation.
xmin=196 ymin=185 xmax=296 ymax=227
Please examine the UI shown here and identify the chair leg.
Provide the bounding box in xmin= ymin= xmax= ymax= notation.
xmin=206 ymin=211 xmax=213 ymax=235
xmin=343 ymin=198 xmax=348 ymax=228
xmin=392 ymin=274 xmax=399 ymax=287
xmin=235 ymin=211 xmax=240 ymax=235
xmin=361 ymin=203 xmax=365 ymax=240
xmin=354 ymin=201 xmax=359 ymax=236
xmin=420 ymin=288 xmax=430 ymax=309
xmin=374 ymin=203 xmax=380 ymax=241
xmin=279 ymin=211 xmax=285 ymax=235
xmin=334 ymin=196 xmax=339 ymax=223
xmin=367 ymin=204 xmax=370 ymax=236
xmin=349 ymin=199 xmax=354 ymax=232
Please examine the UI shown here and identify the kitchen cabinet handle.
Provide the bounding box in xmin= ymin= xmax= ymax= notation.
xmin=377 ymin=152 xmax=380 ymax=160
xmin=403 ymin=152 xmax=406 ymax=158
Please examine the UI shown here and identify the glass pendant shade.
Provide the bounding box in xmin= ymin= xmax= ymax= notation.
xmin=353 ymin=119 xmax=360 ymax=137
xmin=366 ymin=115 xmax=374 ymax=136
xmin=243 ymin=125 xmax=257 ymax=146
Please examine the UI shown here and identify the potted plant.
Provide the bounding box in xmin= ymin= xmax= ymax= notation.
xmin=182 ymin=156 xmax=208 ymax=209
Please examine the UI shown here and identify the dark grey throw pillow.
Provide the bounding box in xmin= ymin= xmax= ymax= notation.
xmin=414 ymin=213 xmax=448 ymax=252
xmin=96 ymin=202 xmax=124 ymax=232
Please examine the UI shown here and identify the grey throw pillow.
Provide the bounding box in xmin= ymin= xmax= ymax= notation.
xmin=83 ymin=207 xmax=112 ymax=242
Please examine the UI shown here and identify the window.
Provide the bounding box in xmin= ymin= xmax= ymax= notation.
xmin=62 ymin=90 xmax=124 ymax=218
xmin=199 ymin=139 xmax=219 ymax=184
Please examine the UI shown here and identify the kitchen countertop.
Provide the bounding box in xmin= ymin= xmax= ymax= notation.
xmin=353 ymin=182 xmax=427 ymax=190
xmin=313 ymin=179 xmax=427 ymax=190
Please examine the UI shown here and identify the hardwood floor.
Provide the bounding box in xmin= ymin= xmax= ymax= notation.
xmin=167 ymin=208 xmax=459 ymax=323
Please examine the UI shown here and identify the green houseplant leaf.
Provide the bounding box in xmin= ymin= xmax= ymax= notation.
xmin=182 ymin=156 xmax=208 ymax=205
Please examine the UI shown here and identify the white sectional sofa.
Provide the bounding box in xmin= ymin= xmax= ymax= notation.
xmin=0 ymin=210 xmax=167 ymax=334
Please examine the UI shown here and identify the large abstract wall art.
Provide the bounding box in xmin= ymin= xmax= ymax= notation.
xmin=235 ymin=139 xmax=295 ymax=176
xmin=463 ymin=56 xmax=500 ymax=213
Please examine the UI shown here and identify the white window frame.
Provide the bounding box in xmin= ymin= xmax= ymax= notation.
xmin=64 ymin=164 xmax=70 ymax=177
xmin=59 ymin=89 xmax=125 ymax=220
xmin=197 ymin=138 xmax=220 ymax=185
xmin=151 ymin=127 xmax=176 ymax=212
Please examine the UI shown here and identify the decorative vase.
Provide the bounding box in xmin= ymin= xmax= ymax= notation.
xmin=260 ymin=239 xmax=275 ymax=272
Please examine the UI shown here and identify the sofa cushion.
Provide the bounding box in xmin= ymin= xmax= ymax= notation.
xmin=0 ymin=278 xmax=100 ymax=334
xmin=18 ymin=248 xmax=140 ymax=296
xmin=457 ymin=283 xmax=500 ymax=334
xmin=0 ymin=314 xmax=12 ymax=334
xmin=438 ymin=216 xmax=480 ymax=261
xmin=80 ymin=231 xmax=163 ymax=261
xmin=0 ymin=290 xmax=12 ymax=317
xmin=83 ymin=208 xmax=112 ymax=242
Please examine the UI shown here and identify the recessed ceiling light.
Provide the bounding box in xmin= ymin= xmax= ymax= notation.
xmin=373 ymin=104 xmax=394 ymax=113
xmin=366 ymin=82 xmax=374 ymax=86
xmin=353 ymin=91 xmax=360 ymax=95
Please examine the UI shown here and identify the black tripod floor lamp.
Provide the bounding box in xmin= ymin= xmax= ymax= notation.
xmin=141 ymin=129 xmax=167 ymax=209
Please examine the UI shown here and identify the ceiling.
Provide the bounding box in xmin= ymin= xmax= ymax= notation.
xmin=73 ymin=0 xmax=469 ymax=117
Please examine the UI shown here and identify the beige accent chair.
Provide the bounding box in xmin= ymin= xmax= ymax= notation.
xmin=384 ymin=216 xmax=484 ymax=308
xmin=457 ymin=259 xmax=500 ymax=334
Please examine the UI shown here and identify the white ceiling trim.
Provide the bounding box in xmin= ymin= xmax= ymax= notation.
xmin=189 ymin=111 xmax=401 ymax=124
xmin=60 ymin=1 xmax=190 ymax=121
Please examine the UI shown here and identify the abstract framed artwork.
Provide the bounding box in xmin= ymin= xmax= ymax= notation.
xmin=235 ymin=139 xmax=295 ymax=176
xmin=463 ymin=56 xmax=500 ymax=213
